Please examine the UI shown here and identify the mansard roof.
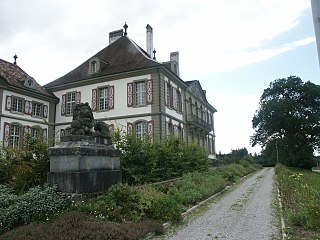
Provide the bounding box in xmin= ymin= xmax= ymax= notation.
xmin=44 ymin=36 xmax=161 ymax=88
xmin=0 ymin=58 xmax=56 ymax=99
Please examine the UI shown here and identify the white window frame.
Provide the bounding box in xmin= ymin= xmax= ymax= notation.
xmin=135 ymin=121 xmax=147 ymax=139
xmin=98 ymin=87 xmax=109 ymax=111
xmin=91 ymin=61 xmax=97 ymax=74
xmin=66 ymin=92 xmax=76 ymax=115
xmin=135 ymin=81 xmax=146 ymax=106
xmin=11 ymin=96 xmax=23 ymax=113
xmin=32 ymin=127 xmax=41 ymax=139
xmin=10 ymin=124 xmax=21 ymax=148
xmin=32 ymin=102 xmax=43 ymax=117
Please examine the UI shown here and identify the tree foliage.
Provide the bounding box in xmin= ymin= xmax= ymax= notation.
xmin=251 ymin=76 xmax=320 ymax=168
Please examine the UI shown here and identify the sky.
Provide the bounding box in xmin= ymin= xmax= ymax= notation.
xmin=1 ymin=0 xmax=319 ymax=154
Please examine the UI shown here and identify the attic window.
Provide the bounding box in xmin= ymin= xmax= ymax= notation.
xmin=91 ymin=61 xmax=97 ymax=73
xmin=23 ymin=77 xmax=35 ymax=89
xmin=88 ymin=58 xmax=101 ymax=75
xmin=27 ymin=79 xmax=33 ymax=87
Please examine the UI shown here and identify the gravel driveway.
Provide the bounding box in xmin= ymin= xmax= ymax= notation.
xmin=160 ymin=168 xmax=279 ymax=240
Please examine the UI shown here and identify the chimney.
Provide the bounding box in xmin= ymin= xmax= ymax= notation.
xmin=170 ymin=51 xmax=179 ymax=76
xmin=146 ymin=24 xmax=153 ymax=57
xmin=109 ymin=29 xmax=123 ymax=44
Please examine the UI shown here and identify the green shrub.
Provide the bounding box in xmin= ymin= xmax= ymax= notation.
xmin=91 ymin=184 xmax=150 ymax=222
xmin=0 ymin=185 xmax=68 ymax=234
xmin=0 ymin=185 xmax=18 ymax=208
xmin=117 ymin=134 xmax=210 ymax=185
xmin=0 ymin=135 xmax=50 ymax=193
xmin=148 ymin=195 xmax=183 ymax=222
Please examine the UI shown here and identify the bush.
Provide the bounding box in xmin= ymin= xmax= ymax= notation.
xmin=117 ymin=134 xmax=210 ymax=184
xmin=0 ymin=185 xmax=68 ymax=234
xmin=0 ymin=185 xmax=18 ymax=208
xmin=148 ymin=195 xmax=183 ymax=222
xmin=0 ymin=134 xmax=50 ymax=193
xmin=0 ymin=211 xmax=164 ymax=240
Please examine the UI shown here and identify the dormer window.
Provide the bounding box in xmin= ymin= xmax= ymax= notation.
xmin=88 ymin=58 xmax=101 ymax=75
xmin=22 ymin=76 xmax=36 ymax=89
xmin=91 ymin=61 xmax=97 ymax=73
xmin=27 ymin=79 xmax=33 ymax=87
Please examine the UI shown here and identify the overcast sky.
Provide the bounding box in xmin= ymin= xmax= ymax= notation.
xmin=1 ymin=0 xmax=319 ymax=154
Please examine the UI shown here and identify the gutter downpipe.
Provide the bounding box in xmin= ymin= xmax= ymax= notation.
xmin=157 ymin=66 xmax=162 ymax=140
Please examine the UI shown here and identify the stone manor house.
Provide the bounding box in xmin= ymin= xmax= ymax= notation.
xmin=0 ymin=24 xmax=217 ymax=159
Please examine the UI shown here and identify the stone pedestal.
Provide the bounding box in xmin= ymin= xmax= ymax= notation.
xmin=47 ymin=136 xmax=121 ymax=194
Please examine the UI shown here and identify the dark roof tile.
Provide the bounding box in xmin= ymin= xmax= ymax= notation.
xmin=0 ymin=58 xmax=56 ymax=98
xmin=44 ymin=36 xmax=160 ymax=88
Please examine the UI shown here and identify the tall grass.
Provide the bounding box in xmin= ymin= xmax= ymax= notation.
xmin=275 ymin=164 xmax=320 ymax=232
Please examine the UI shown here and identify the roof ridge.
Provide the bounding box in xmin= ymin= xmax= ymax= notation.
xmin=126 ymin=36 xmax=160 ymax=64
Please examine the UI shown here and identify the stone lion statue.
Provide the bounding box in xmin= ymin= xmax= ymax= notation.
xmin=71 ymin=102 xmax=94 ymax=136
xmin=93 ymin=121 xmax=112 ymax=145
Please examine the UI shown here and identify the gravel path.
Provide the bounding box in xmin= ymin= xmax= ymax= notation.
xmin=160 ymin=168 xmax=279 ymax=240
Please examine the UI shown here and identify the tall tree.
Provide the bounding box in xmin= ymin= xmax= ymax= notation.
xmin=251 ymin=76 xmax=320 ymax=168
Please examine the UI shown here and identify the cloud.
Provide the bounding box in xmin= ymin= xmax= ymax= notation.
xmin=0 ymin=0 xmax=312 ymax=84
xmin=186 ymin=36 xmax=315 ymax=72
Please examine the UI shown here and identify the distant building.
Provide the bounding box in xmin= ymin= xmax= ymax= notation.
xmin=311 ymin=0 xmax=320 ymax=66
xmin=0 ymin=58 xmax=58 ymax=147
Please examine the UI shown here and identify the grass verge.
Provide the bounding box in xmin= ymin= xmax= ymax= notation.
xmin=275 ymin=164 xmax=320 ymax=240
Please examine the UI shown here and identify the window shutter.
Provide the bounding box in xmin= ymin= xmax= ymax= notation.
xmin=61 ymin=94 xmax=66 ymax=116
xmin=109 ymin=85 xmax=114 ymax=109
xmin=164 ymin=83 xmax=168 ymax=106
xmin=146 ymin=79 xmax=153 ymax=104
xmin=43 ymin=128 xmax=47 ymax=141
xmin=127 ymin=82 xmax=133 ymax=107
xmin=24 ymin=100 xmax=28 ymax=114
xmin=43 ymin=105 xmax=48 ymax=118
xmin=147 ymin=120 xmax=154 ymax=138
xmin=5 ymin=96 xmax=12 ymax=111
xmin=75 ymin=91 xmax=81 ymax=104
xmin=127 ymin=122 xmax=133 ymax=134
xmin=3 ymin=122 xmax=10 ymax=147
xmin=92 ymin=89 xmax=97 ymax=112
xmin=28 ymin=101 xmax=32 ymax=115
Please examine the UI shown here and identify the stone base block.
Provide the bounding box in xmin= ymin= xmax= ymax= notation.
xmin=47 ymin=169 xmax=121 ymax=194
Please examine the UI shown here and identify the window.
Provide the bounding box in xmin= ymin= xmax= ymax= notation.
xmin=32 ymin=102 xmax=43 ymax=117
xmin=65 ymin=127 xmax=72 ymax=136
xmin=10 ymin=125 xmax=21 ymax=148
xmin=177 ymin=90 xmax=182 ymax=112
xmin=99 ymin=87 xmax=109 ymax=111
xmin=135 ymin=81 xmax=146 ymax=106
xmin=66 ymin=92 xmax=76 ymax=115
xmin=135 ymin=121 xmax=147 ymax=139
xmin=91 ymin=61 xmax=97 ymax=74
xmin=168 ymin=122 xmax=173 ymax=136
xmin=12 ymin=96 xmax=23 ymax=113
xmin=32 ymin=127 xmax=41 ymax=139
xmin=166 ymin=83 xmax=171 ymax=107
xmin=28 ymin=79 xmax=33 ymax=87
